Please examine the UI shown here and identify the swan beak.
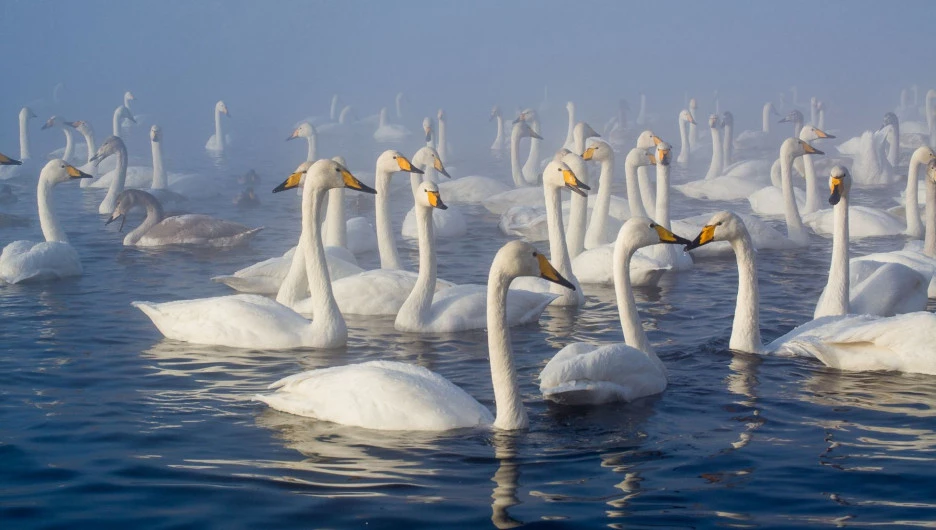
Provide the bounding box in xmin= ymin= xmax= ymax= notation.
xmin=424 ymin=126 xmax=433 ymax=143
xmin=563 ymin=169 xmax=590 ymax=197
xmin=342 ymin=169 xmax=377 ymax=194
xmin=814 ymin=128 xmax=835 ymax=139
xmin=653 ymin=224 xmax=692 ymax=245
xmin=126 ymin=112 xmax=137 ymax=124
xmin=396 ymin=156 xmax=424 ymax=174
xmin=646 ymin=150 xmax=657 ymax=165
xmin=427 ymin=190 xmax=447 ymax=210
xmin=433 ymin=157 xmax=451 ymax=178
xmin=802 ymin=141 xmax=824 ymax=155
xmin=66 ymin=165 xmax=92 ymax=179
xmin=64 ymin=120 xmax=79 ymax=128
xmin=272 ymin=171 xmax=304 ymax=193
xmin=89 ymin=151 xmax=106 ymax=165
xmin=685 ymin=224 xmax=717 ymax=251
xmin=222 ymin=108 xmax=230 ymax=117
xmin=536 ymin=253 xmax=575 ymax=291
xmin=829 ymin=177 xmax=843 ymax=205
xmin=286 ymin=128 xmax=300 ymax=141
xmin=529 ymin=129 xmax=543 ymax=140
xmin=41 ymin=118 xmax=55 ymax=130
xmin=582 ymin=146 xmax=596 ymax=161
xmin=651 ymin=135 xmax=662 ymax=146
xmin=0 ymin=153 xmax=22 ymax=165
xmin=658 ymin=148 xmax=671 ymax=165
xmin=687 ymin=115 xmax=696 ymax=124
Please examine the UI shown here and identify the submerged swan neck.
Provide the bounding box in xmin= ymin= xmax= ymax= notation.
xmin=151 ymin=138 xmax=167 ymax=190
xmin=37 ymin=177 xmax=66 ymax=242
xmin=487 ymin=269 xmax=527 ymax=430
xmin=584 ymin=153 xmax=615 ymax=248
xmin=614 ymin=240 xmax=653 ymax=354
xmin=375 ymin=168 xmax=402 ymax=269
xmin=729 ymin=233 xmax=762 ymax=353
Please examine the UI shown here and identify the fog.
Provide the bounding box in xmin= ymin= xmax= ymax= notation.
xmin=2 ymin=0 xmax=935 ymax=162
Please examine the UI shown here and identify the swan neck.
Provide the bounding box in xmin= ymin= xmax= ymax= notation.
xmin=19 ymin=112 xmax=31 ymax=159
xmin=305 ymin=135 xmax=317 ymax=162
xmin=722 ymin=123 xmax=733 ymax=163
xmin=522 ymin=120 xmax=541 ymax=185
xmin=544 ymin=183 xmax=579 ymax=301
xmin=398 ymin=203 xmax=436 ymax=327
xmin=584 ymin=155 xmax=614 ymax=248
xmin=437 ymin=117 xmax=447 ymax=162
xmin=729 ymin=233 xmax=762 ymax=353
xmin=82 ymin=128 xmax=96 ymax=164
xmin=151 ymin=139 xmax=167 ymax=189
xmin=323 ymin=188 xmax=346 ymax=248
xmin=112 ymin=108 xmax=121 ymax=137
xmin=624 ymin=156 xmax=648 ymax=218
xmin=509 ymin=127 xmax=524 ymax=187
xmin=563 ymin=155 xmax=588 ymax=259
xmin=819 ymin=195 xmax=850 ymax=317
xmin=614 ymin=241 xmax=653 ymax=354
xmin=375 ymin=168 xmax=402 ymax=269
xmin=802 ymin=154 xmax=821 ymax=214
xmin=780 ymin=153 xmax=807 ymax=243
xmin=926 ymin=176 xmax=936 ymax=257
xmin=102 ymin=143 xmax=128 ymax=214
xmin=37 ymin=178 xmax=66 ymax=242
xmin=907 ymin=155 xmax=923 ymax=237
xmin=655 ymin=163 xmax=671 ymax=228
xmin=301 ymin=184 xmax=347 ymax=344
xmin=125 ymin=195 xmax=164 ymax=245
xmin=214 ymin=107 xmax=224 ymax=149
xmin=493 ymin=115 xmax=505 ymax=147
xmin=487 ymin=270 xmax=527 ymax=430
xmin=678 ymin=118 xmax=690 ymax=163
xmin=762 ymin=104 xmax=771 ymax=133
xmin=60 ymin=127 xmax=74 ymax=162
xmin=330 ymin=96 xmax=338 ymax=121
xmin=564 ymin=106 xmax=574 ymax=148
xmin=705 ymin=127 xmax=723 ymax=179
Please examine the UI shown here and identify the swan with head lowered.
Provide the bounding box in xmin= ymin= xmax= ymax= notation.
xmin=256 ymin=239 xmax=574 ymax=431
xmin=105 ymin=189 xmax=262 ymax=247
xmin=0 ymin=160 xmax=92 ymax=284
xmin=132 ymin=159 xmax=377 ymax=349
xmin=0 ymin=107 xmax=37 ymax=181
xmin=395 ymin=182 xmax=564 ymax=332
xmin=204 ymin=100 xmax=231 ymax=152
xmin=685 ymin=210 xmax=936 ymax=375
xmin=541 ymin=218 xmax=692 ymax=404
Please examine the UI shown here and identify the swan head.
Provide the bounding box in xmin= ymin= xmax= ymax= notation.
xmin=150 ymin=125 xmax=162 ymax=142
xmin=65 ymin=120 xmax=93 ymax=135
xmin=116 ymin=105 xmax=136 ymax=124
xmin=766 ymin=102 xmax=780 ymax=116
xmin=437 ymin=109 xmax=446 ymax=121
xmin=543 ymin=159 xmax=589 ymax=197
xmin=489 ymin=105 xmax=500 ymax=121
xmin=21 ymin=107 xmax=37 ymax=120
xmin=880 ymin=112 xmax=899 ymax=130
xmin=708 ymin=114 xmax=721 ymax=129
xmin=636 ymin=130 xmax=660 ymax=149
xmin=274 ymin=159 xmax=375 ymax=194
xmin=779 ymin=110 xmax=803 ymax=124
xmin=566 ymin=101 xmax=575 ymax=112
xmin=781 ymin=137 xmax=824 ymax=160
xmin=41 ymin=116 xmax=60 ymax=130
xmin=828 ymin=166 xmax=851 ymax=206
xmin=679 ymin=109 xmax=695 ymax=124
xmin=41 ymin=159 xmax=92 ymax=186
xmin=331 ymin=155 xmax=347 ymax=166
xmin=412 ymin=146 xmax=450 ymax=178
xmin=621 ymin=217 xmax=692 ymax=249
xmin=513 ymin=120 xmax=543 ymax=140
xmin=513 ymin=108 xmax=536 ymax=124
xmin=414 ymin=180 xmax=447 ymax=210
xmin=573 ymin=121 xmax=600 ymax=142
xmin=799 ymin=126 xmax=835 ymax=141
xmin=912 ymin=146 xmax=936 ymax=166
xmin=423 ymin=117 xmax=433 ymax=142
xmin=689 ymin=98 xmax=697 ymax=109
xmin=582 ymin=139 xmax=612 ymax=162
xmin=216 ymin=101 xmax=230 ymax=117
xmin=497 ymin=240 xmax=575 ymax=291
xmin=928 ymin=159 xmax=936 ymax=184
xmin=684 ymin=211 xmax=746 ymax=251
xmin=287 ymin=122 xmax=316 ymax=141
xmin=106 ymin=189 xmax=152 ymax=230
xmin=376 ymin=150 xmax=424 ymax=175
xmin=721 ymin=111 xmax=734 ymax=127
xmin=124 ymin=91 xmax=135 ymax=104
xmin=90 ymin=136 xmax=126 ymax=165
xmin=655 ymin=141 xmax=673 ymax=165
xmin=0 ymin=152 xmax=22 ymax=165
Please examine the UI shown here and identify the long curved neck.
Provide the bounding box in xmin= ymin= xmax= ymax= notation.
xmin=762 ymin=104 xmax=771 ymax=133
xmin=637 ymin=165 xmax=656 ymax=219
xmin=398 ymin=203 xmax=436 ymax=327
xmin=688 ymin=110 xmax=698 ymax=148
xmin=802 ymin=154 xmax=821 ymax=214
xmin=330 ymin=96 xmax=338 ymax=121
xmin=81 ymin=128 xmax=96 ymax=164
xmin=61 ymin=127 xmax=74 ymax=162
xmin=817 ymin=108 xmax=825 ymax=131
xmin=544 ymin=183 xmax=579 ymax=302
xmin=817 ymin=193 xmax=850 ymax=318
xmin=705 ymin=127 xmax=723 ymax=179
xmin=323 ymin=189 xmax=346 ymax=248
xmin=906 ymin=155 xmax=924 ymax=237
xmin=37 ymin=178 xmax=66 ymax=242
xmin=305 ymin=134 xmax=317 ymax=162
xmin=655 ymin=163 xmax=671 ymax=228
xmin=19 ymin=113 xmax=31 ymax=159
xmin=301 ymin=184 xmax=347 ymax=345
xmin=613 ymin=240 xmax=653 ymax=354
xmin=487 ymin=269 xmax=527 ymax=430
xmin=510 ymin=128 xmax=524 ymax=187
xmin=102 ymin=143 xmax=129 ymax=213
xmin=887 ymin=123 xmax=900 ymax=166
xmin=522 ymin=120 xmax=541 ymax=184
xmin=729 ymin=233 xmax=762 ymax=353
xmin=124 ymin=195 xmax=164 ymax=245
xmin=214 ymin=107 xmax=224 ymax=150
xmin=925 ymin=175 xmax=936 ymax=257
xmin=584 ymin=154 xmax=614 ymax=248
xmin=780 ymin=153 xmax=807 ymax=244
xmin=493 ymin=115 xmax=504 ymax=147
xmin=722 ymin=123 xmax=733 ymax=164
xmin=112 ymin=108 xmax=122 ymax=137
xmin=678 ymin=118 xmax=689 ymax=164
xmin=151 ymin=140 xmax=167 ymax=189
xmin=624 ymin=156 xmax=648 ymax=218
xmin=375 ymin=169 xmax=402 ymax=269
xmin=563 ymin=155 xmax=588 ymax=259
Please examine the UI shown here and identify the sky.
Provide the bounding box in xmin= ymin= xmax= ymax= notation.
xmin=1 ymin=0 xmax=934 ymax=157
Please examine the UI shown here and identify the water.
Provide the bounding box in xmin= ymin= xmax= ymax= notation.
xmin=2 ymin=126 xmax=935 ymax=529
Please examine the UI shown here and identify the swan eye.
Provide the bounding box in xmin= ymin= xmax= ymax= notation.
xmin=532 ymin=252 xmax=537 ymax=257
xmin=392 ymin=156 xmax=397 ymax=159
xmin=648 ymin=223 xmax=656 ymax=228
xmin=716 ymin=222 xmax=723 ymax=226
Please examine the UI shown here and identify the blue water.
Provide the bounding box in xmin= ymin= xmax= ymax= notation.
xmin=2 ymin=124 xmax=935 ymax=529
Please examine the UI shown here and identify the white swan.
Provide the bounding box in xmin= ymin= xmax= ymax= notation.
xmin=880 ymin=112 xmax=900 ymax=167
xmin=676 ymin=109 xmax=694 ymax=166
xmin=0 ymin=160 xmax=91 ymax=284
xmin=132 ymin=159 xmax=376 ymax=349
xmin=899 ymin=146 xmax=936 ymax=239
xmin=835 ymin=129 xmax=898 ymax=186
xmin=373 ymin=107 xmax=411 ymax=143
xmin=401 ymin=146 xmax=466 ymax=239
xmin=396 ymin=182 xmax=563 ymax=332
xmin=582 ymin=139 xmax=626 ymax=249
xmin=564 ymin=122 xmax=601 ymax=258
xmin=287 ymin=121 xmax=318 ymax=162
xmin=147 ymin=125 xmax=202 ymax=202
xmin=475 ymin=121 xmax=541 ymax=213
xmin=105 ymin=189 xmax=262 ymax=247
xmin=318 ymin=105 xmax=356 ymax=136
xmin=490 ymin=105 xmax=507 ymax=150
xmin=519 ymin=109 xmax=542 ymax=185
xmin=685 ymin=211 xmax=936 ymax=375
xmin=748 ymin=126 xmax=834 ymax=217
xmin=779 ymin=109 xmax=804 ymax=138
xmin=704 ymin=114 xmax=724 ymax=180
xmin=541 ymin=218 xmax=691 ymax=404
xmin=256 ymin=239 xmax=573 ymax=431
xmin=118 ymin=91 xmax=136 ymax=131
xmin=0 ymin=107 xmax=37 ymax=181
xmin=204 ymin=100 xmax=230 ymax=152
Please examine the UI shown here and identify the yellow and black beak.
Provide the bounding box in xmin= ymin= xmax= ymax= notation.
xmin=829 ymin=176 xmax=843 ymax=205
xmin=646 ymin=151 xmax=657 ymax=165
xmin=562 ymin=168 xmax=590 ymax=197
xmin=286 ymin=128 xmax=300 ymax=141
xmin=105 ymin=211 xmax=127 ymax=232
xmin=530 ymin=129 xmax=543 ymax=140
xmin=536 ymin=252 xmax=575 ymax=291
xmin=66 ymin=164 xmax=92 ymax=179
xmin=658 ymin=148 xmax=671 ymax=165
xmin=685 ymin=224 xmax=717 ymax=251
xmin=396 ymin=156 xmax=424 ymax=174
xmin=651 ymin=135 xmax=663 ymax=146
xmin=802 ymin=141 xmax=824 ymax=155
xmin=424 ymin=125 xmax=433 ymax=143
xmin=272 ymin=171 xmax=304 ymax=193
xmin=427 ymin=189 xmax=448 ymax=210
xmin=653 ymin=224 xmax=692 ymax=245
xmin=582 ymin=146 xmax=596 ymax=161
xmin=814 ymin=128 xmax=835 ymax=139
xmin=41 ymin=118 xmax=54 ymax=130
xmin=341 ymin=168 xmax=377 ymax=194
xmin=0 ymin=152 xmax=22 ymax=165
xmin=433 ymin=157 xmax=451 ymax=178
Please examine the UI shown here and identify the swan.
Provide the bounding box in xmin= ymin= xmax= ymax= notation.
xmin=721 ymin=111 xmax=734 ymax=164
xmin=118 ymin=91 xmax=136 ymax=131
xmin=256 ymin=239 xmax=573 ymax=431
xmin=105 ymin=189 xmax=262 ymax=247
xmin=90 ymin=136 xmax=131 ymax=215
xmin=688 ymin=98 xmax=699 ymax=151
xmin=748 ymin=126 xmax=834 ymax=217
xmin=490 ymin=105 xmax=507 ymax=150
xmin=779 ymin=110 xmax=804 ymax=138
xmin=112 ymin=104 xmax=135 ymax=138
xmin=41 ymin=116 xmax=79 ymax=163
xmin=880 ymin=112 xmax=900 ymax=167
xmin=0 ymin=107 xmax=37 ymax=181
xmin=396 ymin=182 xmax=563 ymax=332
xmin=582 ymin=139 xmax=630 ymax=249
xmin=287 ymin=122 xmax=318 ymax=162
xmin=704 ymin=114 xmax=724 ymax=180
xmin=64 ymin=120 xmax=101 ymax=187
xmin=476 ymin=121 xmax=541 ymax=213
xmin=540 ymin=218 xmax=691 ymax=404
xmin=318 ymin=105 xmax=356 ymax=136
xmin=401 ymin=146 xmax=466 ymax=239
xmin=676 ymin=109 xmax=694 ymax=166
xmin=147 ymin=125 xmax=201 ymax=202
xmin=734 ymin=102 xmax=779 ymax=153
xmin=835 ymin=129 xmax=899 ymax=186
xmin=519 ymin=109 xmax=542 ymax=185
xmin=564 ymin=122 xmax=600 ymax=258
xmin=685 ymin=211 xmax=936 ymax=374
xmin=0 ymin=160 xmax=91 ymax=284
xmin=204 ymin=100 xmax=230 ymax=152
xmin=132 ymin=158 xmax=376 ymax=349
xmin=436 ymin=109 xmax=451 ymax=164
xmin=373 ymin=107 xmax=411 ymax=143
xmin=813 ymin=166 xmax=926 ymax=318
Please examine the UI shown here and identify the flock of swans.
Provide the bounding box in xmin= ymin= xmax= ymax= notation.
xmin=2 ymin=85 xmax=936 ymax=433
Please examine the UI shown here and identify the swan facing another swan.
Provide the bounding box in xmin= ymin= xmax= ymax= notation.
xmin=257 ymin=240 xmax=574 ymax=431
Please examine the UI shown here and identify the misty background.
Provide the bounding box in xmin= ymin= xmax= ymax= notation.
xmin=2 ymin=0 xmax=934 ymax=171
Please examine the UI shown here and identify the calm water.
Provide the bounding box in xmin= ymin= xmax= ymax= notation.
xmin=2 ymin=124 xmax=935 ymax=529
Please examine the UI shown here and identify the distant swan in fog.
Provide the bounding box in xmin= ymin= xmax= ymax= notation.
xmin=105 ymin=189 xmax=261 ymax=247
xmin=0 ymin=160 xmax=91 ymax=284
xmin=373 ymin=107 xmax=411 ymax=143
xmin=0 ymin=107 xmax=37 ymax=181
xmin=113 ymin=104 xmax=136 ymax=138
xmin=205 ymin=100 xmax=231 ymax=152
xmin=490 ymin=105 xmax=506 ymax=150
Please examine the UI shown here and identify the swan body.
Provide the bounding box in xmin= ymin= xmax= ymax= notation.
xmin=835 ymin=130 xmax=898 ymax=186
xmin=256 ymin=240 xmax=574 ymax=431
xmin=211 ymin=246 xmax=364 ymax=294
xmin=0 ymin=107 xmax=37 ymax=180
xmin=734 ymin=102 xmax=779 ymax=153
xmin=439 ymin=175 xmax=510 ymax=204
xmin=0 ymin=160 xmax=91 ymax=284
xmin=134 ymin=159 xmax=376 ymax=349
xmin=204 ymin=100 xmax=230 ymax=152
xmin=373 ymin=107 xmax=411 ymax=143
